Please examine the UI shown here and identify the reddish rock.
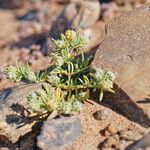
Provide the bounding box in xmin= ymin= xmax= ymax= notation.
xmin=82 ymin=21 xmax=105 ymax=52
xmin=92 ymin=5 xmax=150 ymax=127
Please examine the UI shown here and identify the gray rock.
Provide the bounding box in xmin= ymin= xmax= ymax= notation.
xmin=69 ymin=0 xmax=101 ymax=29
xmin=50 ymin=0 xmax=100 ymax=39
xmin=49 ymin=0 xmax=103 ymax=52
xmin=92 ymin=5 xmax=150 ymax=127
xmin=37 ymin=115 xmax=82 ymax=150
xmin=0 ymin=0 xmax=24 ymax=9
xmin=126 ymin=133 xmax=150 ymax=150
xmin=0 ymin=82 xmax=52 ymax=108
xmin=0 ymin=82 xmax=53 ymax=143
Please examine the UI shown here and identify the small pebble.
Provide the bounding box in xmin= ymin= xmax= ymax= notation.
xmin=32 ymin=51 xmax=43 ymax=59
xmin=107 ymin=124 xmax=118 ymax=135
xmin=93 ymin=109 xmax=112 ymax=120
xmin=100 ymin=124 xmax=118 ymax=136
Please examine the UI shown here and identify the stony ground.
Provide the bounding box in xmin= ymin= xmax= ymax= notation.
xmin=0 ymin=0 xmax=149 ymax=150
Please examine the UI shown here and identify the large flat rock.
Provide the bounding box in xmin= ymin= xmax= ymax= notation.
xmin=0 ymin=82 xmax=53 ymax=143
xmin=92 ymin=5 xmax=150 ymax=127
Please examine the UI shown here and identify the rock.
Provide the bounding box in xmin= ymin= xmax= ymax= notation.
xmin=101 ymin=2 xmax=123 ymax=22
xmin=0 ymin=0 xmax=25 ymax=9
xmin=119 ymin=130 xmax=142 ymax=141
xmin=56 ymin=0 xmax=70 ymax=4
xmin=37 ymin=115 xmax=82 ymax=150
xmin=0 ymin=72 xmax=6 ymax=81
xmin=0 ymin=148 xmax=9 ymax=150
xmin=0 ymin=135 xmax=12 ymax=148
xmin=12 ymin=22 xmax=49 ymax=48
xmin=32 ymin=51 xmax=43 ymax=60
xmin=0 ymin=82 xmax=53 ymax=143
xmin=126 ymin=133 xmax=150 ymax=150
xmin=0 ymin=82 xmax=52 ymax=108
xmin=49 ymin=0 xmax=103 ymax=52
xmin=93 ymin=109 xmax=112 ymax=120
xmin=12 ymin=22 xmax=49 ymax=56
xmin=18 ymin=48 xmax=30 ymax=62
xmin=106 ymin=124 xmax=118 ymax=135
xmin=99 ymin=130 xmax=141 ymax=150
xmin=41 ymin=38 xmax=54 ymax=56
xmin=117 ymin=140 xmax=130 ymax=150
xmin=92 ymin=5 xmax=150 ymax=127
xmin=115 ymin=0 xmax=147 ymax=5
xmin=19 ymin=131 xmax=39 ymax=150
xmin=70 ymin=0 xmax=101 ymax=29
xmin=82 ymin=21 xmax=105 ymax=52
xmin=17 ymin=6 xmax=48 ymax=24
xmin=100 ymin=124 xmax=118 ymax=137
xmin=102 ymin=134 xmax=120 ymax=149
xmin=50 ymin=0 xmax=101 ymax=39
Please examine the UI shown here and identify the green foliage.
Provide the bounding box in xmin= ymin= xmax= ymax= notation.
xmin=6 ymin=63 xmax=47 ymax=83
xmin=27 ymin=85 xmax=85 ymax=115
xmin=6 ymin=30 xmax=115 ymax=117
xmin=51 ymin=30 xmax=89 ymax=66
xmin=90 ymin=68 xmax=115 ymax=101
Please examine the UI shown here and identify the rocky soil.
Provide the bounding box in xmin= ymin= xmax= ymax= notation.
xmin=0 ymin=0 xmax=150 ymax=150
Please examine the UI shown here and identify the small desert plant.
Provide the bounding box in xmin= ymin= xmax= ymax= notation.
xmin=6 ymin=30 xmax=115 ymax=117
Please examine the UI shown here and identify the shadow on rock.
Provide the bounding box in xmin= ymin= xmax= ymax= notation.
xmin=0 ymin=88 xmax=12 ymax=106
xmin=16 ymin=7 xmax=48 ymax=23
xmin=126 ymin=133 xmax=150 ymax=150
xmin=91 ymin=83 xmax=150 ymax=128
xmin=0 ymin=135 xmax=13 ymax=148
xmin=17 ymin=10 xmax=39 ymax=21
xmin=49 ymin=8 xmax=69 ymax=39
xmin=103 ymin=84 xmax=150 ymax=128
xmin=137 ymin=98 xmax=150 ymax=104
xmin=11 ymin=33 xmax=47 ymax=49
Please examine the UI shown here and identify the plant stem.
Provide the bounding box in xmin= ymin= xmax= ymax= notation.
xmin=68 ymin=73 xmax=72 ymax=100
xmin=99 ymin=88 xmax=104 ymax=101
